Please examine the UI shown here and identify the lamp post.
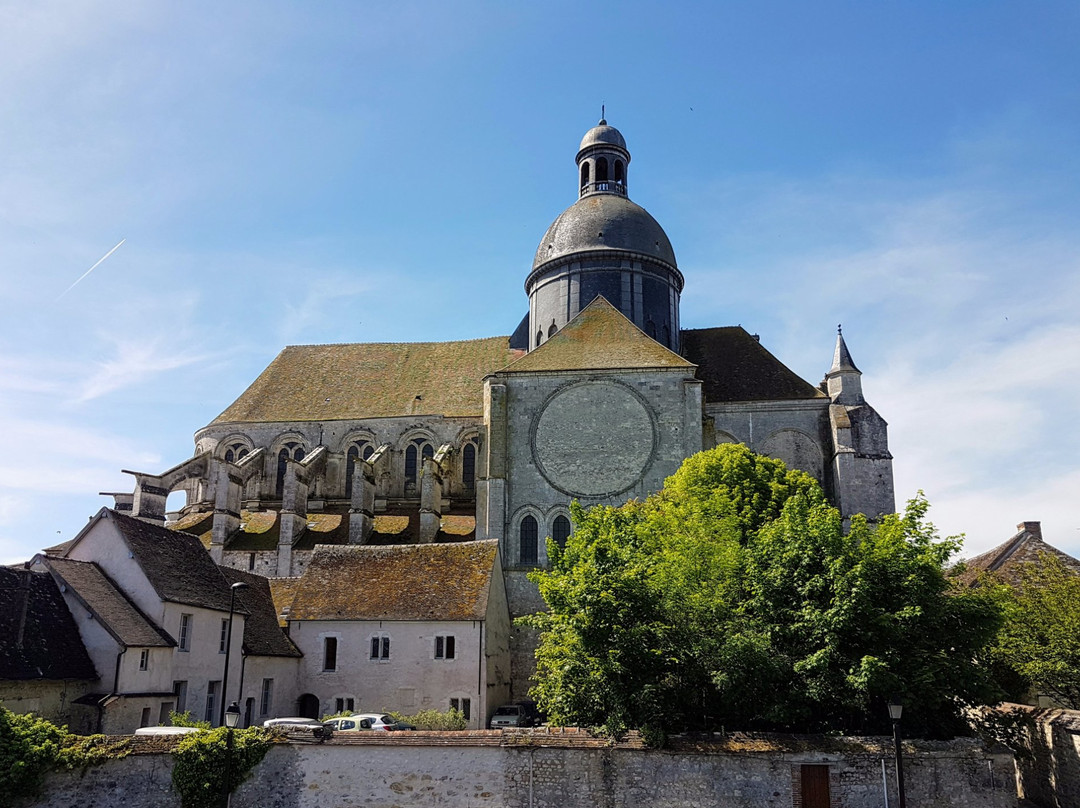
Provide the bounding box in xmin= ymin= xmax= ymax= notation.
xmin=220 ymin=581 xmax=249 ymax=727
xmin=888 ymin=697 xmax=907 ymax=808
xmin=223 ymin=701 xmax=240 ymax=808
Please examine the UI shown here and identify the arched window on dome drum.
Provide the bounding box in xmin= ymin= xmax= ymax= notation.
xmin=548 ymin=322 xmax=558 ymax=338
xmin=614 ymin=159 xmax=624 ymax=183
xmin=580 ymin=162 xmax=590 ymax=189
xmin=536 ymin=330 xmax=543 ymax=346
xmin=553 ymin=515 xmax=571 ymax=550
xmin=462 ymin=443 xmax=476 ymax=490
xmin=596 ymin=157 xmax=608 ymax=182
xmin=646 ymin=319 xmax=657 ymax=339
xmin=520 ymin=516 xmax=538 ymax=565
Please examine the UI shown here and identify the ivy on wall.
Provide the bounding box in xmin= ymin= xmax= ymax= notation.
xmin=171 ymin=727 xmax=272 ymax=808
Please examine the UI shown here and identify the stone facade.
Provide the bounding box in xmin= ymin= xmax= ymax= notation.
xmin=30 ymin=733 xmax=1014 ymax=808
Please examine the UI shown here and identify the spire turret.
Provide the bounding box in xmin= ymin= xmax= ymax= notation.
xmin=826 ymin=325 xmax=864 ymax=403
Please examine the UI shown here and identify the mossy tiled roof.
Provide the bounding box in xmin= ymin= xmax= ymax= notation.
xmin=212 ymin=337 xmax=523 ymax=424
xmin=503 ymin=296 xmax=694 ymax=374
xmin=681 ymin=326 xmax=826 ymax=402
xmin=956 ymin=525 xmax=1080 ymax=587
xmin=219 ymin=567 xmax=301 ymax=657
xmin=268 ymin=577 xmax=301 ymax=626
xmin=289 ymin=540 xmax=498 ymax=621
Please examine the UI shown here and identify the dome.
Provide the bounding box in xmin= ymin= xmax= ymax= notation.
xmin=578 ymin=122 xmax=627 ymax=154
xmin=532 ymin=193 xmax=677 ymax=271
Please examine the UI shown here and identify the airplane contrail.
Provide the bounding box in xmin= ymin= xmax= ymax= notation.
xmin=58 ymin=238 xmax=126 ymax=300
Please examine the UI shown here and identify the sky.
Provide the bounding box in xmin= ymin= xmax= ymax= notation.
xmin=1 ymin=1 xmax=1078 ymax=565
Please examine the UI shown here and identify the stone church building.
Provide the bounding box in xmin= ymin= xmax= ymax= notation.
xmin=106 ymin=120 xmax=894 ymax=697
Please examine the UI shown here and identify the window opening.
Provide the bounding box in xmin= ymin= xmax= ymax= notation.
xmin=140 ymin=707 xmax=151 ymax=728
xmin=614 ymin=159 xmax=624 ymax=183
xmin=178 ymin=614 xmax=192 ymax=652
xmin=139 ymin=649 xmax=149 ymax=671
xmin=323 ymin=637 xmax=338 ymax=671
xmin=596 ymin=157 xmax=609 ymax=181
xmin=580 ymin=162 xmax=590 ymax=188
xmin=260 ymin=679 xmax=273 ymax=716
xmin=553 ymin=515 xmax=571 ymax=549
xmin=548 ymin=322 xmax=558 ymax=338
xmin=536 ymin=330 xmax=544 ymax=346
xmin=462 ymin=443 xmax=476 ymax=490
xmin=219 ymin=619 xmax=228 ymax=653
xmin=370 ymin=635 xmax=390 ymax=660
xmin=435 ymin=635 xmax=456 ymax=659
xmin=450 ymin=698 xmax=472 ymax=720
xmin=520 ymin=516 xmax=538 ymax=565
xmin=205 ymin=681 xmax=220 ymax=724
xmin=173 ymin=681 xmax=188 ymax=713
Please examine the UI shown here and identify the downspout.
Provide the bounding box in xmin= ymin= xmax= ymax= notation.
xmin=477 ymin=621 xmax=484 ymax=728
xmin=107 ymin=648 xmax=126 ymax=734
xmin=238 ymin=652 xmax=248 ymax=725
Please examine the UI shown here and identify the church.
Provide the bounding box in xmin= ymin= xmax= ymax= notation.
xmin=105 ymin=119 xmax=895 ymax=697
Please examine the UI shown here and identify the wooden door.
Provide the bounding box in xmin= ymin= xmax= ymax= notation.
xmin=800 ymin=765 xmax=830 ymax=808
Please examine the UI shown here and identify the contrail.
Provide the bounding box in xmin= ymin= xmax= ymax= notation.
xmin=58 ymin=238 xmax=125 ymax=299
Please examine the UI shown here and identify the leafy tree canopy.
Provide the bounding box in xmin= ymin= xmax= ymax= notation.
xmin=989 ymin=553 xmax=1080 ymax=708
xmin=525 ymin=444 xmax=1003 ymax=740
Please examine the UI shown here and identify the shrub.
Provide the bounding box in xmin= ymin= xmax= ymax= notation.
xmin=390 ymin=708 xmax=467 ymax=731
xmin=171 ymin=726 xmax=272 ymax=808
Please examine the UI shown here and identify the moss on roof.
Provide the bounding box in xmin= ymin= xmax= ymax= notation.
xmin=212 ymin=337 xmax=523 ymax=424
xmin=289 ymin=540 xmax=498 ymax=621
xmin=503 ymin=296 xmax=694 ymax=374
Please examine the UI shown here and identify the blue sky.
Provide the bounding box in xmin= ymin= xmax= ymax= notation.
xmin=2 ymin=1 xmax=1078 ymax=564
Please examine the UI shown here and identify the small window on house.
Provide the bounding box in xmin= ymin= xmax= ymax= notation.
xmin=179 ymin=614 xmax=192 ymax=652
xmin=334 ymin=697 xmax=356 ymax=714
xmin=323 ymin=637 xmax=338 ymax=671
xmin=173 ymin=680 xmax=188 ymax=713
xmin=140 ymin=707 xmax=152 ymax=728
xmin=553 ymin=515 xmax=571 ymax=549
xmin=260 ymin=679 xmax=274 ymax=716
xmin=462 ymin=443 xmax=476 ymax=490
xmin=205 ymin=680 xmax=220 ymax=724
xmin=219 ymin=619 xmax=229 ymax=654
xmin=520 ymin=516 xmax=538 ymax=565
xmin=435 ymin=635 xmax=456 ymax=660
xmin=139 ymin=649 xmax=149 ymax=671
xmin=370 ymin=635 xmax=390 ymax=660
xmin=450 ymin=698 xmax=472 ymax=720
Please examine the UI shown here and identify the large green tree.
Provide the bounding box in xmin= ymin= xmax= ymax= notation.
xmin=525 ymin=444 xmax=1003 ymax=740
xmin=989 ymin=553 xmax=1080 ymax=708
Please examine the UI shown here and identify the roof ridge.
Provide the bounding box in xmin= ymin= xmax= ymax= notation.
xmin=282 ymin=335 xmax=512 ymax=350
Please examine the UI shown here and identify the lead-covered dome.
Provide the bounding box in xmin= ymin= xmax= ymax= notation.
xmin=532 ymin=194 xmax=677 ymax=271
xmin=578 ymin=122 xmax=627 ymax=154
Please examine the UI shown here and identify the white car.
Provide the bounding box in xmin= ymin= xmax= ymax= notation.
xmin=325 ymin=713 xmax=415 ymax=732
xmin=134 ymin=725 xmax=202 ymax=736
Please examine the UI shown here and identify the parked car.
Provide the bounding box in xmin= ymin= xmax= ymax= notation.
xmin=324 ymin=713 xmax=415 ymax=732
xmin=488 ymin=703 xmax=537 ymax=729
xmin=134 ymin=725 xmax=202 ymax=736
xmin=264 ymin=717 xmax=333 ymax=740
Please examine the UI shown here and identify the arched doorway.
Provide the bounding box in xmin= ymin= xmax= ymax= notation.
xmin=297 ymin=693 xmax=320 ymax=719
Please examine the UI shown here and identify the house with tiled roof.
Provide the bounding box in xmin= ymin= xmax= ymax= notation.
xmin=99 ymin=120 xmax=895 ymax=699
xmin=0 ymin=566 xmax=98 ymax=730
xmin=956 ymin=521 xmax=1080 ymax=588
xmin=28 ymin=509 xmax=299 ymax=732
xmin=280 ymin=540 xmax=510 ymax=727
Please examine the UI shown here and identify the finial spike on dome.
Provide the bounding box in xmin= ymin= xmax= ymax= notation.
xmin=599 ymin=104 xmax=606 ymax=125
xmin=837 ymin=323 xmax=842 ymax=335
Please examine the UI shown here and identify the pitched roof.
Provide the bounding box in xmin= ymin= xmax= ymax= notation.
xmin=218 ymin=567 xmax=301 ymax=658
xmin=212 ymin=337 xmax=523 ymax=424
xmin=289 ymin=540 xmax=499 ymax=622
xmin=680 ymin=327 xmax=826 ymax=402
xmin=957 ymin=522 xmax=1080 ymax=587
xmin=0 ymin=566 xmax=98 ymax=681
xmin=268 ymin=577 xmax=301 ymax=626
xmin=41 ymin=557 xmax=174 ymax=648
xmin=105 ymin=510 xmax=238 ymax=613
xmin=502 ymin=297 xmax=694 ymax=373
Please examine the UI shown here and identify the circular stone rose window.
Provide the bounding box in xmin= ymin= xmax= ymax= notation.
xmin=531 ymin=380 xmax=657 ymax=498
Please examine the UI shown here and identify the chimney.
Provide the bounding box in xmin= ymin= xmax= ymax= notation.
xmin=1018 ymin=521 xmax=1042 ymax=539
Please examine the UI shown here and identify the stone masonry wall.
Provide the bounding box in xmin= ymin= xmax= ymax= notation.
xmin=31 ymin=730 xmax=1015 ymax=808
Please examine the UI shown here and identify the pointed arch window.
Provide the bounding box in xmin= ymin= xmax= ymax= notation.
xmin=345 ymin=441 xmax=374 ymax=499
xmin=223 ymin=443 xmax=249 ymax=464
xmin=547 ymin=322 xmax=558 ymax=338
xmin=552 ymin=515 xmax=571 ymax=550
xmin=520 ymin=516 xmax=538 ymax=565
xmin=275 ymin=442 xmax=305 ymax=499
xmin=462 ymin=443 xmax=477 ymax=490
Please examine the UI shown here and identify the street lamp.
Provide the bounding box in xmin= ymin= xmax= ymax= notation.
xmin=888 ymin=697 xmax=907 ymax=808
xmin=220 ymin=581 xmax=249 ymax=727
xmin=223 ymin=701 xmax=240 ymax=808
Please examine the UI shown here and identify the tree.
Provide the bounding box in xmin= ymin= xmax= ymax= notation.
xmin=525 ymin=444 xmax=1003 ymax=740
xmin=990 ymin=553 xmax=1080 ymax=708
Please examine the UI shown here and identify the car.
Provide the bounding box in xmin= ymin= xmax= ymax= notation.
xmin=324 ymin=713 xmax=415 ymax=732
xmin=263 ymin=717 xmax=333 ymax=740
xmin=488 ymin=703 xmax=537 ymax=729
xmin=134 ymin=725 xmax=202 ymax=736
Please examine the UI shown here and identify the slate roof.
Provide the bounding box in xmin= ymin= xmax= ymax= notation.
xmin=681 ymin=327 xmax=826 ymax=402
xmin=106 ymin=510 xmax=239 ymax=613
xmin=218 ymin=567 xmax=302 ymax=658
xmin=41 ymin=557 xmax=174 ymax=648
xmin=289 ymin=541 xmax=499 ymax=622
xmin=503 ymin=296 xmax=694 ymax=373
xmin=0 ymin=566 xmax=98 ymax=681
xmin=956 ymin=522 xmax=1080 ymax=587
xmin=212 ymin=337 xmax=523 ymax=424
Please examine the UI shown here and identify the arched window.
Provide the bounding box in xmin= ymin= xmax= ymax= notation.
xmin=547 ymin=322 xmax=558 ymax=338
xmin=462 ymin=443 xmax=476 ymax=490
xmin=520 ymin=516 xmax=538 ymax=565
xmin=580 ymin=162 xmax=590 ymax=189
xmin=404 ymin=438 xmax=433 ymax=494
xmin=345 ymin=442 xmax=374 ymax=499
xmin=536 ymin=330 xmax=543 ymax=346
xmin=614 ymin=159 xmax=624 ymax=183
xmin=223 ymin=442 xmax=249 ymax=464
xmin=596 ymin=157 xmax=608 ymax=182
xmin=553 ymin=515 xmax=571 ymax=549
xmin=275 ymin=442 xmax=304 ymax=499
xmin=662 ymin=324 xmax=671 ymax=347
xmin=405 ymin=445 xmax=418 ymax=490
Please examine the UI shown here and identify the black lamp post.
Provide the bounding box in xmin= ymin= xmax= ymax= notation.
xmin=888 ymin=697 xmax=907 ymax=808
xmin=222 ymin=701 xmax=240 ymax=808
xmin=220 ymin=581 xmax=249 ymax=727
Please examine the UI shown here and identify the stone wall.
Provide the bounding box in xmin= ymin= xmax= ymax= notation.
xmin=31 ymin=730 xmax=1015 ymax=808
xmin=1002 ymin=704 xmax=1080 ymax=808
